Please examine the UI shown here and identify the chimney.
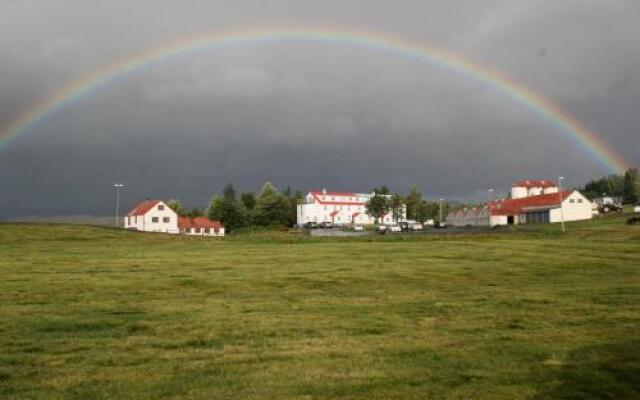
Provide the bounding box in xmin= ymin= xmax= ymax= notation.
xmin=322 ymin=188 xmax=327 ymax=195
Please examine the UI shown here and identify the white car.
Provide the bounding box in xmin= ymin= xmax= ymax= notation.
xmin=634 ymin=205 xmax=640 ymax=213
xmin=352 ymin=225 xmax=364 ymax=232
xmin=388 ymin=224 xmax=402 ymax=233
xmin=411 ymin=223 xmax=424 ymax=231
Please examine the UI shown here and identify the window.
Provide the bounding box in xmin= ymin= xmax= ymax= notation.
xmin=152 ymin=217 xmax=159 ymax=223
xmin=158 ymin=205 xmax=165 ymax=210
xmin=570 ymin=199 xmax=575 ymax=203
xmin=163 ymin=217 xmax=170 ymax=223
xmin=186 ymin=228 xmax=191 ymax=233
xmin=195 ymin=228 xmax=201 ymax=233
xmin=127 ymin=216 xmax=131 ymax=225
xmin=205 ymin=228 xmax=210 ymax=234
xmin=578 ymin=199 xmax=583 ymax=203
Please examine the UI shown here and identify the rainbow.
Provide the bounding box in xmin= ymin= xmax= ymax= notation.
xmin=0 ymin=25 xmax=632 ymax=172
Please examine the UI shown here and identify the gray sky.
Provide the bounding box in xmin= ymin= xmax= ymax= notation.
xmin=1 ymin=0 xmax=639 ymax=217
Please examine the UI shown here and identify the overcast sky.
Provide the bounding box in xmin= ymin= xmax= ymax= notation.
xmin=1 ymin=0 xmax=639 ymax=217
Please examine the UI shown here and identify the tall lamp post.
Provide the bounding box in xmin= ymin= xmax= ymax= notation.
xmin=439 ymin=198 xmax=444 ymax=227
xmin=487 ymin=189 xmax=495 ymax=226
xmin=558 ymin=177 xmax=565 ymax=233
xmin=114 ymin=183 xmax=124 ymax=227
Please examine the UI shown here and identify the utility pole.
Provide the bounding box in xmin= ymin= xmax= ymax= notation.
xmin=439 ymin=198 xmax=444 ymax=227
xmin=114 ymin=183 xmax=124 ymax=227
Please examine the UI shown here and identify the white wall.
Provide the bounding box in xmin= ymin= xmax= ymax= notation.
xmin=124 ymin=201 xmax=179 ymax=233
xmin=511 ymin=187 xmax=528 ymax=199
xmin=297 ymin=194 xmax=406 ymax=226
xmin=549 ymin=191 xmax=593 ymax=223
xmin=181 ymin=227 xmax=225 ymax=237
xmin=511 ymin=185 xmax=558 ymax=199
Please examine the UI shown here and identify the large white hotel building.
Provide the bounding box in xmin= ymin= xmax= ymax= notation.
xmin=296 ymin=189 xmax=406 ymax=226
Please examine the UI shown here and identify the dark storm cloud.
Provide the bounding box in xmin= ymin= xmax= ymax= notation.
xmin=0 ymin=0 xmax=638 ymax=217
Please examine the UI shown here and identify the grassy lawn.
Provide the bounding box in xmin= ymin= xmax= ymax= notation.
xmin=1 ymin=214 xmax=639 ymax=399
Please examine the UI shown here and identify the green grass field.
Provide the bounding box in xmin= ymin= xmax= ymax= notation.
xmin=1 ymin=214 xmax=639 ymax=399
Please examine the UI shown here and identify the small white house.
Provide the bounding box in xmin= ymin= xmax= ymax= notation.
xmin=296 ymin=189 xmax=406 ymax=226
xmin=124 ymin=200 xmax=224 ymax=236
xmin=124 ymin=200 xmax=179 ymax=233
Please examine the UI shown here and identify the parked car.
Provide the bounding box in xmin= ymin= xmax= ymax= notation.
xmin=598 ymin=203 xmax=623 ymax=213
xmin=411 ymin=223 xmax=424 ymax=231
xmin=634 ymin=203 xmax=640 ymax=213
xmin=351 ymin=225 xmax=364 ymax=232
xmin=388 ymin=224 xmax=402 ymax=233
xmin=303 ymin=222 xmax=318 ymax=230
xmin=318 ymin=221 xmax=334 ymax=229
xmin=594 ymin=197 xmax=623 ymax=213
xmin=398 ymin=221 xmax=411 ymax=232
xmin=434 ymin=222 xmax=447 ymax=229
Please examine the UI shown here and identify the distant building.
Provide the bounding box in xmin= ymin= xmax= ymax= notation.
xmin=178 ymin=216 xmax=224 ymax=237
xmin=511 ymin=179 xmax=558 ymax=199
xmin=296 ymin=189 xmax=406 ymax=226
xmin=447 ymin=180 xmax=593 ymax=227
xmin=124 ymin=200 xmax=224 ymax=236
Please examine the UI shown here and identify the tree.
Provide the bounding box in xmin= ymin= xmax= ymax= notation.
xmin=253 ymin=182 xmax=290 ymax=227
xmin=207 ymin=183 xmax=248 ymax=233
xmin=187 ymin=207 xmax=203 ymax=218
xmin=372 ymin=186 xmax=390 ymax=195
xmin=223 ymin=183 xmax=237 ymax=201
xmin=583 ymin=174 xmax=624 ymax=199
xmin=366 ymin=189 xmax=390 ymax=224
xmin=241 ymin=192 xmax=256 ymax=210
xmin=405 ymin=186 xmax=423 ymax=220
xmin=167 ymin=199 xmax=185 ymax=216
xmin=285 ymin=189 xmax=304 ymax=227
xmin=206 ymin=195 xmax=224 ymax=222
xmin=623 ymin=168 xmax=640 ymax=204
xmin=414 ymin=200 xmax=429 ymax=223
xmin=390 ymin=193 xmax=404 ymax=222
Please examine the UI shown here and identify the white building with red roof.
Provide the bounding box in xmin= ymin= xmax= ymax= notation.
xmin=511 ymin=179 xmax=559 ymax=199
xmin=124 ymin=200 xmax=179 ymax=233
xmin=296 ymin=189 xmax=406 ymax=226
xmin=447 ymin=180 xmax=592 ymax=227
xmin=124 ymin=200 xmax=224 ymax=236
xmin=178 ymin=217 xmax=224 ymax=237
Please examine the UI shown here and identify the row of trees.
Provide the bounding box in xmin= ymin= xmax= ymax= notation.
xmin=168 ymin=182 xmax=302 ymax=233
xmin=582 ymin=168 xmax=640 ymax=204
xmin=365 ymin=185 xmax=450 ymax=224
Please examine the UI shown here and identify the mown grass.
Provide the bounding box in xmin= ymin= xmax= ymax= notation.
xmin=0 ymin=213 xmax=639 ymax=399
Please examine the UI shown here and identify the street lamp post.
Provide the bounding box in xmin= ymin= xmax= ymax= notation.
xmin=558 ymin=177 xmax=565 ymax=233
xmin=439 ymin=198 xmax=444 ymax=227
xmin=114 ymin=183 xmax=124 ymax=227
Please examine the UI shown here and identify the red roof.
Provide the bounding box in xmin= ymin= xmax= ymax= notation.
xmin=489 ymin=190 xmax=572 ymax=216
xmin=127 ymin=200 xmax=161 ymax=216
xmin=310 ymin=190 xmax=357 ymax=197
xmin=178 ymin=217 xmax=223 ymax=229
xmin=512 ymin=179 xmax=556 ymax=188
xmin=309 ymin=191 xmax=365 ymax=206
